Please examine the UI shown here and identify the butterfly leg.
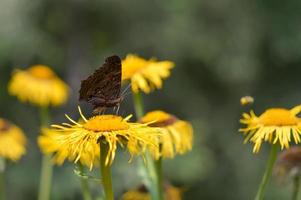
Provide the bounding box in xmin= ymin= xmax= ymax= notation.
xmin=93 ymin=107 xmax=106 ymax=115
xmin=116 ymin=104 xmax=120 ymax=115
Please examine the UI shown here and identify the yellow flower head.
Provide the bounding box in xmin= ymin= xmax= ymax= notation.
xmin=240 ymin=96 xmax=254 ymax=106
xmin=8 ymin=65 xmax=69 ymax=107
xmin=38 ymin=128 xmax=100 ymax=168
xmin=50 ymin=107 xmax=160 ymax=169
xmin=140 ymin=110 xmax=193 ymax=159
xmin=122 ymin=54 xmax=174 ymax=94
xmin=274 ymin=146 xmax=301 ymax=180
xmin=0 ymin=118 xmax=27 ymax=161
xmin=122 ymin=184 xmax=183 ymax=200
xmin=240 ymin=105 xmax=301 ymax=153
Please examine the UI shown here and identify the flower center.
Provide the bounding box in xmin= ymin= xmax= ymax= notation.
xmin=0 ymin=119 xmax=11 ymax=132
xmin=259 ymin=108 xmax=300 ymax=126
xmin=83 ymin=115 xmax=130 ymax=132
xmin=141 ymin=110 xmax=178 ymax=127
xmin=28 ymin=65 xmax=55 ymax=79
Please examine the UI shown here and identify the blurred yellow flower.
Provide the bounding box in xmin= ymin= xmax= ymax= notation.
xmin=38 ymin=128 xmax=100 ymax=169
xmin=0 ymin=118 xmax=26 ymax=161
xmin=240 ymin=96 xmax=254 ymax=106
xmin=240 ymin=105 xmax=301 ymax=153
xmin=50 ymin=107 xmax=160 ymax=169
xmin=140 ymin=110 xmax=193 ymax=159
xmin=8 ymin=65 xmax=69 ymax=107
xmin=122 ymin=54 xmax=174 ymax=94
xmin=122 ymin=184 xmax=183 ymax=200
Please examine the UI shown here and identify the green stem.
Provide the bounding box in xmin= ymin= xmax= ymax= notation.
xmin=0 ymin=158 xmax=6 ymax=200
xmin=100 ymin=142 xmax=114 ymax=200
xmin=39 ymin=107 xmax=50 ymax=127
xmin=38 ymin=155 xmax=53 ymax=200
xmin=78 ymin=164 xmax=92 ymax=200
xmin=145 ymin=153 xmax=160 ymax=200
xmin=254 ymin=145 xmax=278 ymax=200
xmin=38 ymin=107 xmax=53 ymax=200
xmin=155 ymin=157 xmax=164 ymax=200
xmin=292 ymin=175 xmax=300 ymax=200
xmin=133 ymin=92 xmax=144 ymax=119
xmin=133 ymin=92 xmax=163 ymax=200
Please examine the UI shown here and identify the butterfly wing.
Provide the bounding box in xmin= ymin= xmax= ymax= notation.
xmin=79 ymin=55 xmax=122 ymax=107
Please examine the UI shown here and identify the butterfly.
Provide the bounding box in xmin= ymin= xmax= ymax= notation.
xmin=79 ymin=55 xmax=123 ymax=114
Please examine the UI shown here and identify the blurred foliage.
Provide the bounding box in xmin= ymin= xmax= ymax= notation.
xmin=1 ymin=0 xmax=301 ymax=199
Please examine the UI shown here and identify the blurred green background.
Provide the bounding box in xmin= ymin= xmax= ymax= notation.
xmin=1 ymin=0 xmax=301 ymax=199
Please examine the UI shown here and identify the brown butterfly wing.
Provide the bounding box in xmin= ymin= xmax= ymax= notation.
xmin=79 ymin=55 xmax=121 ymax=107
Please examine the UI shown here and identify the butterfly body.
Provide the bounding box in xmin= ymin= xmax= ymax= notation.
xmin=79 ymin=55 xmax=122 ymax=113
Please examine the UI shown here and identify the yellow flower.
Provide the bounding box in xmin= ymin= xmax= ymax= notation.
xmin=8 ymin=65 xmax=69 ymax=107
xmin=140 ymin=110 xmax=193 ymax=159
xmin=38 ymin=128 xmax=100 ymax=168
xmin=240 ymin=105 xmax=301 ymax=153
xmin=240 ymin=96 xmax=254 ymax=106
xmin=49 ymin=107 xmax=160 ymax=169
xmin=0 ymin=118 xmax=26 ymax=161
xmin=122 ymin=54 xmax=174 ymax=94
xmin=122 ymin=184 xmax=183 ymax=200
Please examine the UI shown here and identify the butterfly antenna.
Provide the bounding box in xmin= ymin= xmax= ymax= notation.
xmin=123 ymin=91 xmax=132 ymax=97
xmin=121 ymin=83 xmax=132 ymax=96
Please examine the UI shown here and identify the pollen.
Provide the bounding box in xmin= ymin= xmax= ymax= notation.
xmin=28 ymin=65 xmax=55 ymax=79
xmin=83 ymin=115 xmax=130 ymax=132
xmin=259 ymin=108 xmax=300 ymax=126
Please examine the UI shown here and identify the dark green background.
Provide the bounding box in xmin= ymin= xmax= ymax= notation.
xmin=1 ymin=0 xmax=301 ymax=199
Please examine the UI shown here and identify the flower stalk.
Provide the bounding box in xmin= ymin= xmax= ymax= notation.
xmin=100 ymin=141 xmax=114 ymax=200
xmin=155 ymin=157 xmax=164 ymax=200
xmin=38 ymin=107 xmax=53 ymax=200
xmin=255 ymin=144 xmax=278 ymax=200
xmin=133 ymin=92 xmax=144 ymax=119
xmin=0 ymin=157 xmax=6 ymax=200
xmin=292 ymin=175 xmax=300 ymax=200
xmin=78 ymin=164 xmax=92 ymax=200
xmin=133 ymin=92 xmax=162 ymax=200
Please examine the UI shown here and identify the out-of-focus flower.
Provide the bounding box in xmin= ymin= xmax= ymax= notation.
xmin=49 ymin=107 xmax=160 ymax=169
xmin=8 ymin=65 xmax=69 ymax=107
xmin=122 ymin=184 xmax=183 ymax=200
xmin=240 ymin=105 xmax=301 ymax=153
xmin=240 ymin=96 xmax=254 ymax=106
xmin=274 ymin=146 xmax=301 ymax=179
xmin=122 ymin=54 xmax=174 ymax=94
xmin=140 ymin=110 xmax=193 ymax=159
xmin=0 ymin=118 xmax=26 ymax=161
